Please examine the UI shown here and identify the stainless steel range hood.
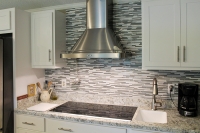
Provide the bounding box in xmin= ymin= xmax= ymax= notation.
xmin=61 ymin=0 xmax=126 ymax=59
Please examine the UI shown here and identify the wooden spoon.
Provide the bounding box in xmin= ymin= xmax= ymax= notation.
xmin=47 ymin=81 xmax=52 ymax=91
xmin=36 ymin=82 xmax=43 ymax=92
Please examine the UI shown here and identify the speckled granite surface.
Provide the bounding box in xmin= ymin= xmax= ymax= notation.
xmin=15 ymin=94 xmax=200 ymax=133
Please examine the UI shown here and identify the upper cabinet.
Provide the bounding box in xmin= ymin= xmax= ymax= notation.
xmin=31 ymin=10 xmax=66 ymax=68
xmin=142 ymin=0 xmax=200 ymax=70
xmin=0 ymin=10 xmax=11 ymax=31
xmin=181 ymin=0 xmax=200 ymax=68
xmin=0 ymin=8 xmax=15 ymax=34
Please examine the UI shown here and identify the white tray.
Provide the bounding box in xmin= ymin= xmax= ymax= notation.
xmin=27 ymin=103 xmax=58 ymax=112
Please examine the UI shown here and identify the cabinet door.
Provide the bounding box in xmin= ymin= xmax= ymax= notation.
xmin=127 ymin=128 xmax=171 ymax=133
xmin=142 ymin=0 xmax=181 ymax=68
xmin=46 ymin=119 xmax=126 ymax=133
xmin=31 ymin=11 xmax=53 ymax=67
xmin=16 ymin=128 xmax=45 ymax=133
xmin=16 ymin=114 xmax=45 ymax=132
xmin=181 ymin=0 xmax=200 ymax=67
xmin=0 ymin=10 xmax=11 ymax=31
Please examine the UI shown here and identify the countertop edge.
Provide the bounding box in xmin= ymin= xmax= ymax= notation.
xmin=14 ymin=109 xmax=200 ymax=133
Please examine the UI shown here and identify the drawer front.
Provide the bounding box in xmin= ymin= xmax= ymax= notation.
xmin=128 ymin=129 xmax=171 ymax=133
xmin=16 ymin=128 xmax=45 ymax=133
xmin=0 ymin=11 xmax=11 ymax=31
xmin=46 ymin=119 xmax=126 ymax=133
xmin=132 ymin=131 xmax=169 ymax=133
xmin=16 ymin=114 xmax=45 ymax=132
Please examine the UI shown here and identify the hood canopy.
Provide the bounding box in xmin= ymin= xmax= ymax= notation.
xmin=61 ymin=0 xmax=126 ymax=59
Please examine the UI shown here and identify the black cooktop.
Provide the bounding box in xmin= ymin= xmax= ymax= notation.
xmin=50 ymin=101 xmax=137 ymax=120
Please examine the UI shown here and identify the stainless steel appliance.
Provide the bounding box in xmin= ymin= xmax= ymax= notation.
xmin=0 ymin=38 xmax=3 ymax=132
xmin=0 ymin=34 xmax=14 ymax=133
xmin=61 ymin=0 xmax=129 ymax=59
xmin=178 ymin=83 xmax=198 ymax=117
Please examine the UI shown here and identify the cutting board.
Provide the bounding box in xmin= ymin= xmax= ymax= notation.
xmin=27 ymin=103 xmax=58 ymax=112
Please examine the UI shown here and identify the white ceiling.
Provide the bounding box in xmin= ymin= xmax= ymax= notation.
xmin=0 ymin=0 xmax=85 ymax=10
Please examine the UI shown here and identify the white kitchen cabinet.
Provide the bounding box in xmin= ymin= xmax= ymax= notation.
xmin=127 ymin=128 xmax=171 ymax=133
xmin=16 ymin=114 xmax=45 ymax=132
xmin=142 ymin=0 xmax=180 ymax=68
xmin=0 ymin=10 xmax=11 ymax=31
xmin=0 ymin=8 xmax=15 ymax=34
xmin=16 ymin=129 xmax=45 ymax=133
xmin=142 ymin=0 xmax=200 ymax=70
xmin=15 ymin=113 xmax=172 ymax=133
xmin=181 ymin=0 xmax=200 ymax=67
xmin=31 ymin=10 xmax=66 ymax=68
xmin=46 ymin=118 xmax=126 ymax=133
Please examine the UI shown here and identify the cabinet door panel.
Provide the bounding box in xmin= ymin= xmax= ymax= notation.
xmin=16 ymin=128 xmax=45 ymax=133
xmin=0 ymin=11 xmax=10 ymax=31
xmin=128 ymin=128 xmax=171 ymax=133
xmin=16 ymin=114 xmax=45 ymax=132
xmin=31 ymin=11 xmax=53 ymax=66
xmin=181 ymin=0 xmax=200 ymax=67
xmin=142 ymin=0 xmax=180 ymax=68
xmin=46 ymin=119 xmax=126 ymax=133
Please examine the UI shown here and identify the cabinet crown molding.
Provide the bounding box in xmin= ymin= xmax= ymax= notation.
xmin=26 ymin=0 xmax=140 ymax=12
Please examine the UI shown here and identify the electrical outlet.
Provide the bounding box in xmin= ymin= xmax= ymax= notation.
xmin=61 ymin=79 xmax=66 ymax=87
xmin=168 ymin=84 xmax=175 ymax=94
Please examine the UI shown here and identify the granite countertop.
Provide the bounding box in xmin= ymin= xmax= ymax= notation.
xmin=15 ymin=99 xmax=200 ymax=133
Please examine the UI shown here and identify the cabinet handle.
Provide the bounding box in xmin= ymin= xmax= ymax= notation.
xmin=183 ymin=46 xmax=186 ymax=62
xmin=22 ymin=122 xmax=35 ymax=126
xmin=58 ymin=128 xmax=72 ymax=132
xmin=177 ymin=46 xmax=179 ymax=62
xmin=49 ymin=49 xmax=51 ymax=62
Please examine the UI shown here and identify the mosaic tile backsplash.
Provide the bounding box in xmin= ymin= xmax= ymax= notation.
xmin=45 ymin=0 xmax=200 ymax=100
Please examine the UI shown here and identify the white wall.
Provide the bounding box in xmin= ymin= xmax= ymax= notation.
xmin=15 ymin=8 xmax=45 ymax=99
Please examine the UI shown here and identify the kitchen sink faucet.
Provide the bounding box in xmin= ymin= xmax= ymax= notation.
xmin=151 ymin=78 xmax=162 ymax=110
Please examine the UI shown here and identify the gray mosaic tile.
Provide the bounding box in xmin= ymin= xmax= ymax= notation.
xmin=45 ymin=1 xmax=200 ymax=100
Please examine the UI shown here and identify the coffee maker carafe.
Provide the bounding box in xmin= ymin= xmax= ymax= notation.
xmin=178 ymin=83 xmax=198 ymax=117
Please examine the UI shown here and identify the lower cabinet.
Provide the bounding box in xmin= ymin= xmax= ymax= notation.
xmin=46 ymin=118 xmax=126 ymax=133
xmin=16 ymin=129 xmax=45 ymax=133
xmin=15 ymin=114 xmax=171 ymax=133
xmin=15 ymin=114 xmax=45 ymax=133
xmin=127 ymin=129 xmax=171 ymax=133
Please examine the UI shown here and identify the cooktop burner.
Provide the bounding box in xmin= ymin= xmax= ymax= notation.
xmin=50 ymin=101 xmax=137 ymax=120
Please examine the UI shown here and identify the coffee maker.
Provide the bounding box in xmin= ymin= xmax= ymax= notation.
xmin=178 ymin=83 xmax=198 ymax=117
